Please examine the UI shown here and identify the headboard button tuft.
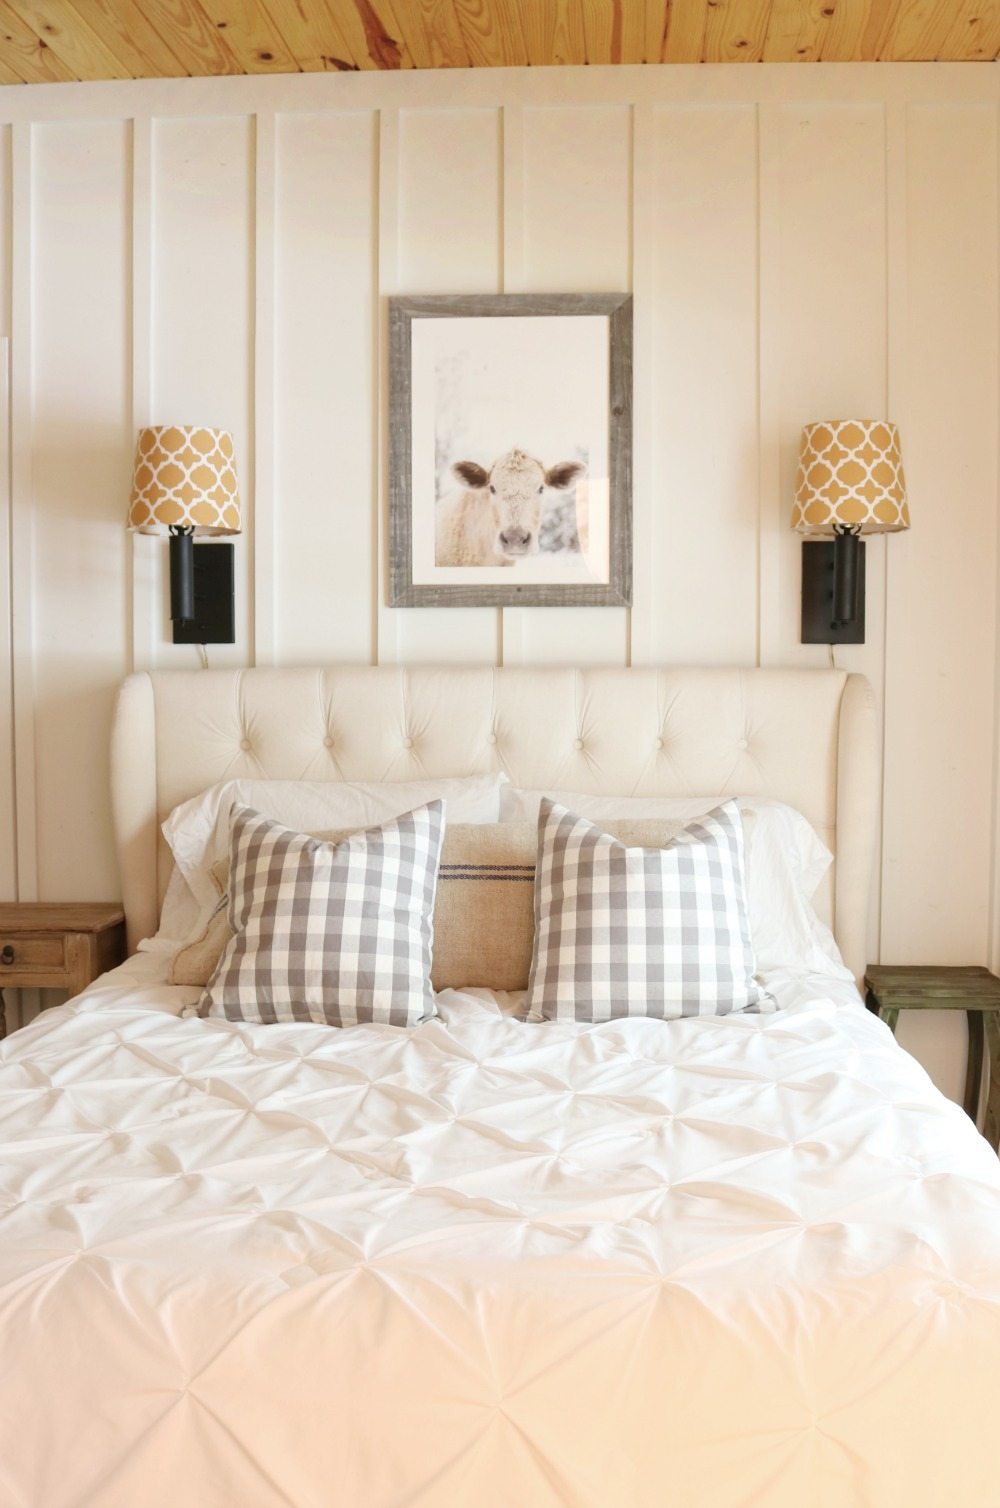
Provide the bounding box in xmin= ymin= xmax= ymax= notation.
xmin=240 ymin=738 xmax=251 ymax=752
xmin=655 ymin=737 xmax=664 ymax=750
xmin=574 ymin=738 xmax=584 ymax=751
xmin=323 ymin=736 xmax=334 ymax=749
xmin=403 ymin=737 xmax=414 ymax=750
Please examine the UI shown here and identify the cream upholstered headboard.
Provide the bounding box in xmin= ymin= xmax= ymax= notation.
xmin=110 ymin=665 xmax=879 ymax=979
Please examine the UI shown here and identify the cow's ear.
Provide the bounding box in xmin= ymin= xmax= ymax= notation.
xmin=545 ymin=461 xmax=585 ymax=490
xmin=452 ymin=460 xmax=490 ymax=489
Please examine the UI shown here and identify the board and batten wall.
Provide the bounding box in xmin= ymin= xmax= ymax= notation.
xmin=0 ymin=64 xmax=997 ymax=1103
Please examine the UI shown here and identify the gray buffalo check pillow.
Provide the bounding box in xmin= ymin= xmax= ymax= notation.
xmin=198 ymin=801 xmax=445 ymax=1027
xmin=527 ymin=798 xmax=765 ymax=1021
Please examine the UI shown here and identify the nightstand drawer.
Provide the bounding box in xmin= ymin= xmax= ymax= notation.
xmin=0 ymin=934 xmax=66 ymax=973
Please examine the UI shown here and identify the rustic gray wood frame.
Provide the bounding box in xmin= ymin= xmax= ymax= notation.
xmin=388 ymin=292 xmax=633 ymax=608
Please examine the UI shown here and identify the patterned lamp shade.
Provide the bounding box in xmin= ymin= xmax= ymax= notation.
xmin=791 ymin=419 xmax=909 ymax=537
xmin=127 ymin=426 xmax=241 ymax=536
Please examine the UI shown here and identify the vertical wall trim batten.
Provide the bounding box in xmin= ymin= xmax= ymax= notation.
xmin=500 ymin=100 xmax=524 ymax=292
xmin=129 ymin=115 xmax=154 ymax=674
xmin=990 ymin=99 xmax=1000 ymax=973
xmin=882 ymin=100 xmax=909 ymax=967
xmin=0 ymin=129 xmax=10 ymax=903
xmin=756 ymin=103 xmax=782 ymax=668
xmin=625 ymin=102 xmax=634 ymax=669
xmin=880 ymin=100 xmax=909 ymax=966
xmin=375 ymin=107 xmax=399 ymax=666
xmin=9 ymin=121 xmax=34 ymax=898
xmin=492 ymin=102 xmax=517 ymax=665
xmin=0 ymin=336 xmax=13 ymax=901
xmin=499 ymin=100 xmax=524 ymax=666
xmin=629 ymin=102 xmax=654 ymax=667
xmin=253 ymin=109 xmax=276 ymax=666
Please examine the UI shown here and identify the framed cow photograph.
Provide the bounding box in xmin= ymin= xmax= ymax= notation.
xmin=388 ymin=293 xmax=632 ymax=607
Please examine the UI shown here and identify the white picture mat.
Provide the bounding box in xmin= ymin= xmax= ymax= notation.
xmin=410 ymin=314 xmax=610 ymax=586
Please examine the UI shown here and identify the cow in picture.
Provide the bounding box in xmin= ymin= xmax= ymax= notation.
xmin=436 ymin=448 xmax=586 ymax=567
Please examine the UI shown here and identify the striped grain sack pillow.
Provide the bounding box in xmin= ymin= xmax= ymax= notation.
xmin=527 ymin=798 xmax=764 ymax=1021
xmin=198 ymin=801 xmax=445 ymax=1027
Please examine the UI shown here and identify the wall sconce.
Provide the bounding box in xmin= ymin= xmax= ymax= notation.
xmin=127 ymin=426 xmax=241 ymax=644
xmin=791 ymin=419 xmax=909 ymax=645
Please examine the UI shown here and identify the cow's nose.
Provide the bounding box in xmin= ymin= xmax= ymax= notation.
xmin=500 ymin=527 xmax=530 ymax=549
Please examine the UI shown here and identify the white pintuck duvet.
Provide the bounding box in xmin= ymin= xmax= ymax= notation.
xmin=1 ymin=956 xmax=999 ymax=1508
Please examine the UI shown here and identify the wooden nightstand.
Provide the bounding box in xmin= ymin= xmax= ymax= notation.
xmin=0 ymin=903 xmax=127 ymax=1039
xmin=864 ymin=965 xmax=1000 ymax=1152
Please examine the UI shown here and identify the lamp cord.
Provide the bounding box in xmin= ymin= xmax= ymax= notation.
xmin=198 ymin=643 xmax=209 ymax=671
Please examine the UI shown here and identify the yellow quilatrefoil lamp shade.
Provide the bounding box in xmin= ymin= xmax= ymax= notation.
xmin=127 ymin=425 xmax=241 ymax=536
xmin=791 ymin=419 xmax=909 ymax=537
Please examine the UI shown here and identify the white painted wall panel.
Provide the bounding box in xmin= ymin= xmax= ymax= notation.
xmin=150 ymin=114 xmax=253 ymax=669
xmin=762 ymin=102 xmax=890 ymax=967
xmin=0 ymin=124 xmax=9 ymax=339
xmin=31 ymin=121 xmax=129 ymax=898
xmin=397 ymin=108 xmax=501 ymax=295
xmin=387 ymin=106 xmax=501 ymax=665
xmin=0 ymin=333 xmax=12 ymax=904
xmin=763 ymin=104 xmax=888 ymax=680
xmin=519 ymin=104 xmax=632 ymax=296
xmin=881 ymin=103 xmax=999 ymax=1100
xmin=503 ymin=103 xmax=632 ymax=666
xmin=883 ymin=102 xmax=998 ymax=961
xmin=644 ymin=104 xmax=758 ymax=667
xmin=274 ymin=111 xmax=376 ymax=666
xmin=0 ymin=126 xmax=13 ymax=902
xmin=9 ymin=123 xmax=34 ymax=907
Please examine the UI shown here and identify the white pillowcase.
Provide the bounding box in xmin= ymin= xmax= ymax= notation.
xmin=163 ymin=774 xmax=507 ymax=927
xmin=500 ymin=786 xmax=850 ymax=981
xmin=155 ymin=864 xmax=204 ymax=944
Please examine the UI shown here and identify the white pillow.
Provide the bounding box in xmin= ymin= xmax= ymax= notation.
xmin=155 ymin=864 xmax=203 ymax=944
xmin=504 ymin=787 xmax=734 ymax=826
xmin=163 ymin=774 xmax=507 ymax=924
xmin=500 ymin=787 xmax=850 ymax=981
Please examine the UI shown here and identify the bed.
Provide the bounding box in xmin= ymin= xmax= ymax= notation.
xmin=1 ymin=665 xmax=999 ymax=1508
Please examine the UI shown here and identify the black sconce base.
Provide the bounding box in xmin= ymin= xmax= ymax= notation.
xmin=800 ymin=539 xmax=866 ymax=645
xmin=172 ymin=543 xmax=236 ymax=645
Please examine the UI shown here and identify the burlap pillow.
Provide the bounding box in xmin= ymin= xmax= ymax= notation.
xmin=432 ymin=824 xmax=536 ymax=990
xmin=171 ymin=897 xmax=231 ymax=987
xmin=170 ymin=858 xmax=230 ymax=987
xmin=170 ymin=818 xmax=694 ymax=993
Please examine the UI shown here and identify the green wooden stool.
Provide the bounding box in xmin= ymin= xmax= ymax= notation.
xmin=864 ymin=965 xmax=1000 ymax=1152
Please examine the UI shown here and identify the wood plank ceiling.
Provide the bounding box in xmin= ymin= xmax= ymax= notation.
xmin=0 ymin=0 xmax=995 ymax=84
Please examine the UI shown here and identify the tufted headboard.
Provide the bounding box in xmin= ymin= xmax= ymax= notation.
xmin=110 ymin=665 xmax=879 ymax=979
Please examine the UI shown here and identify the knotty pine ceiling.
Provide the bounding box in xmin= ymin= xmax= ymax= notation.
xmin=0 ymin=0 xmax=995 ymax=85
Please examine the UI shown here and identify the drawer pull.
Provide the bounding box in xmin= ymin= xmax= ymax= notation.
xmin=0 ymin=945 xmax=14 ymax=965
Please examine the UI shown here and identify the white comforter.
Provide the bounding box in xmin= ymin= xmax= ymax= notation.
xmin=2 ymin=958 xmax=999 ymax=1508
